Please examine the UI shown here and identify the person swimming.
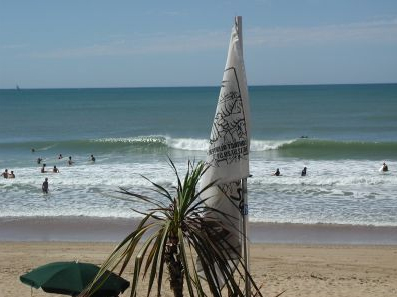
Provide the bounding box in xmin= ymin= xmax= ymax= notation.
xmin=382 ymin=162 xmax=389 ymax=172
xmin=8 ymin=171 xmax=15 ymax=178
xmin=90 ymin=154 xmax=96 ymax=162
xmin=53 ymin=165 xmax=59 ymax=173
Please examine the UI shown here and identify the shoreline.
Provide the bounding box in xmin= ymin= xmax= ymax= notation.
xmin=1 ymin=216 xmax=397 ymax=245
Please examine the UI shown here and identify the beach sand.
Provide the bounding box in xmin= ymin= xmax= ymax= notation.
xmin=1 ymin=217 xmax=397 ymax=296
xmin=1 ymin=241 xmax=397 ymax=297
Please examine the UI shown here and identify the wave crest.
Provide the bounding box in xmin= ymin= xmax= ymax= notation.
xmin=2 ymin=137 xmax=397 ymax=158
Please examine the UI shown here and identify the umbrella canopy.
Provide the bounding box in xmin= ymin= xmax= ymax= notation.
xmin=20 ymin=261 xmax=129 ymax=297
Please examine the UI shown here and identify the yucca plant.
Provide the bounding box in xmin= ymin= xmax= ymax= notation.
xmin=82 ymin=159 xmax=263 ymax=297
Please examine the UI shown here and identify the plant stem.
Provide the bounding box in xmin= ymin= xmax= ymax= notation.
xmin=165 ymin=237 xmax=184 ymax=297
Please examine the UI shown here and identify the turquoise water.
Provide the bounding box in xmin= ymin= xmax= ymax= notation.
xmin=1 ymin=84 xmax=396 ymax=225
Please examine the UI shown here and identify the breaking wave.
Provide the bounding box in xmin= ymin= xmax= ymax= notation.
xmin=1 ymin=137 xmax=397 ymax=159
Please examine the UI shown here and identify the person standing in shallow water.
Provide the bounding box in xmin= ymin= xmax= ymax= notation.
xmin=68 ymin=156 xmax=74 ymax=166
xmin=1 ymin=169 xmax=8 ymax=178
xmin=272 ymin=168 xmax=281 ymax=176
xmin=301 ymin=167 xmax=307 ymax=176
xmin=382 ymin=162 xmax=389 ymax=172
xmin=42 ymin=178 xmax=49 ymax=194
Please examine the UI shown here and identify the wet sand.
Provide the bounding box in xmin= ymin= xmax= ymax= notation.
xmin=1 ymin=216 xmax=397 ymax=244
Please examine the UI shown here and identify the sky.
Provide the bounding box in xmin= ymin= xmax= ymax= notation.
xmin=1 ymin=0 xmax=397 ymax=89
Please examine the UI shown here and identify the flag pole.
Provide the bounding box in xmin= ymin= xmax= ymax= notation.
xmin=242 ymin=178 xmax=250 ymax=296
xmin=236 ymin=15 xmax=251 ymax=297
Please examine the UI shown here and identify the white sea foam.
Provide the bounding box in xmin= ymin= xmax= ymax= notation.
xmin=1 ymin=157 xmax=396 ymax=226
xmin=91 ymin=136 xmax=299 ymax=152
xmin=93 ymin=135 xmax=167 ymax=144
xmin=166 ymin=137 xmax=208 ymax=151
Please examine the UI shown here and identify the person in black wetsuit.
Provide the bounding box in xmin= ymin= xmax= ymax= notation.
xmin=42 ymin=178 xmax=49 ymax=194
xmin=273 ymin=168 xmax=281 ymax=176
xmin=301 ymin=167 xmax=307 ymax=176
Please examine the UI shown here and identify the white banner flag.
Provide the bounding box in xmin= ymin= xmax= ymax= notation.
xmin=201 ymin=24 xmax=250 ymax=188
xmin=200 ymin=18 xmax=250 ymax=263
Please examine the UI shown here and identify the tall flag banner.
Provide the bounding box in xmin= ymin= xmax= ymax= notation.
xmin=199 ymin=17 xmax=250 ymax=269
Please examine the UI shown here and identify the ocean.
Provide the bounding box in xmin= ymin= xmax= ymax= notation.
xmin=1 ymin=84 xmax=397 ymax=227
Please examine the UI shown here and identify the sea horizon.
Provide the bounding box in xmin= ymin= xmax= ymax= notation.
xmin=2 ymin=81 xmax=397 ymax=91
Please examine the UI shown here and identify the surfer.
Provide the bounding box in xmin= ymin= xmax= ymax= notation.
xmin=41 ymin=164 xmax=47 ymax=173
xmin=272 ymin=168 xmax=281 ymax=176
xmin=53 ymin=165 xmax=60 ymax=173
xmin=67 ymin=156 xmax=74 ymax=166
xmin=301 ymin=167 xmax=307 ymax=176
xmin=8 ymin=171 xmax=15 ymax=178
xmin=42 ymin=178 xmax=49 ymax=194
xmin=1 ymin=169 xmax=8 ymax=178
xmin=90 ymin=154 xmax=96 ymax=162
xmin=382 ymin=162 xmax=389 ymax=172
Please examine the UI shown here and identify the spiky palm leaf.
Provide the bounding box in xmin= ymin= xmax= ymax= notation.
xmin=82 ymin=159 xmax=263 ymax=297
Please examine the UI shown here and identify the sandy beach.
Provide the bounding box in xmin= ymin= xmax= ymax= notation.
xmin=1 ymin=217 xmax=397 ymax=297
xmin=1 ymin=241 xmax=397 ymax=297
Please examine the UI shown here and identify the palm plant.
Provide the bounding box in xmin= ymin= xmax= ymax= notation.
xmin=83 ymin=159 xmax=263 ymax=297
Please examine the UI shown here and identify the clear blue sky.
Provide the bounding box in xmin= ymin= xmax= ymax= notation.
xmin=1 ymin=0 xmax=397 ymax=88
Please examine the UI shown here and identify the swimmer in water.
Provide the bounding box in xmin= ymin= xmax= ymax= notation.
xmin=272 ymin=168 xmax=281 ymax=176
xmin=301 ymin=167 xmax=307 ymax=176
xmin=42 ymin=178 xmax=49 ymax=194
xmin=1 ymin=169 xmax=8 ymax=178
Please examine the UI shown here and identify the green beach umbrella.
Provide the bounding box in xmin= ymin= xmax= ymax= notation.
xmin=20 ymin=261 xmax=129 ymax=297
